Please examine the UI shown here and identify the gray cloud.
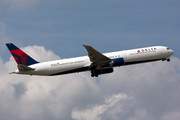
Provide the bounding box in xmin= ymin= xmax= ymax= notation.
xmin=71 ymin=93 xmax=130 ymax=120
xmin=13 ymin=82 xmax=27 ymax=99
xmin=72 ymin=57 xmax=180 ymax=120
xmin=0 ymin=45 xmax=180 ymax=120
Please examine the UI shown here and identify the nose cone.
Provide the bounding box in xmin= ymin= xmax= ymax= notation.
xmin=169 ymin=49 xmax=174 ymax=55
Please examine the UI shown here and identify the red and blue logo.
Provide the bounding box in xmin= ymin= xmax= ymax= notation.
xmin=6 ymin=43 xmax=39 ymax=66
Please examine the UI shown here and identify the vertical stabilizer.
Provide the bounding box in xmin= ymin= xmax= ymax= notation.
xmin=6 ymin=43 xmax=39 ymax=66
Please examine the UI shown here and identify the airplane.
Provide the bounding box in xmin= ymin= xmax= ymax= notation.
xmin=6 ymin=43 xmax=174 ymax=77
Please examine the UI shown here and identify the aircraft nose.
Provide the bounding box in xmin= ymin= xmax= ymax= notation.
xmin=169 ymin=49 xmax=174 ymax=55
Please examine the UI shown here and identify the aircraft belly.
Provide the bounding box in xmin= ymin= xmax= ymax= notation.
xmin=48 ymin=62 xmax=89 ymax=76
xmin=49 ymin=66 xmax=90 ymax=76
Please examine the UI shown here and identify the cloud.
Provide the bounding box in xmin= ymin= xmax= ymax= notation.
xmin=72 ymin=57 xmax=180 ymax=120
xmin=13 ymin=82 xmax=27 ymax=99
xmin=0 ymin=45 xmax=180 ymax=120
xmin=21 ymin=45 xmax=61 ymax=62
xmin=161 ymin=110 xmax=180 ymax=120
xmin=71 ymin=93 xmax=129 ymax=120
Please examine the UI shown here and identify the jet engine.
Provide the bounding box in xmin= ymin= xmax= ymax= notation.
xmin=91 ymin=67 xmax=113 ymax=77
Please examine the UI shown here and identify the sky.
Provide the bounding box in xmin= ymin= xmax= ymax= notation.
xmin=0 ymin=0 xmax=180 ymax=120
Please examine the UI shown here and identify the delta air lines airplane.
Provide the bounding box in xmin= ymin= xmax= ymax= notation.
xmin=6 ymin=43 xmax=174 ymax=77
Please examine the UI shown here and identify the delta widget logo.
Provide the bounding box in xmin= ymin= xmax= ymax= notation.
xmin=137 ymin=48 xmax=157 ymax=53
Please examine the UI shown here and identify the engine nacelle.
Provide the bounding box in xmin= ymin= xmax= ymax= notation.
xmin=95 ymin=67 xmax=113 ymax=75
xmin=101 ymin=61 xmax=114 ymax=68
xmin=113 ymin=58 xmax=124 ymax=66
xmin=102 ymin=67 xmax=113 ymax=74
xmin=101 ymin=58 xmax=124 ymax=68
xmin=109 ymin=61 xmax=114 ymax=67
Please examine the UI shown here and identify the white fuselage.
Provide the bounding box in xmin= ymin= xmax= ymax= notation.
xmin=14 ymin=46 xmax=174 ymax=76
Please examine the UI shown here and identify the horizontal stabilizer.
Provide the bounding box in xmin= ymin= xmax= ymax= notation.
xmin=17 ymin=64 xmax=35 ymax=71
xmin=9 ymin=72 xmax=15 ymax=74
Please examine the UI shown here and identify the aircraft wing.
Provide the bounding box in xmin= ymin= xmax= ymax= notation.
xmin=83 ymin=45 xmax=112 ymax=63
xmin=83 ymin=45 xmax=112 ymax=70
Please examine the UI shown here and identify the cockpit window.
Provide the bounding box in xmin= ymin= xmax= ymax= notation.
xmin=167 ymin=48 xmax=170 ymax=50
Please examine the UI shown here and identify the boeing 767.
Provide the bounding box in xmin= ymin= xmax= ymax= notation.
xmin=6 ymin=43 xmax=174 ymax=77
